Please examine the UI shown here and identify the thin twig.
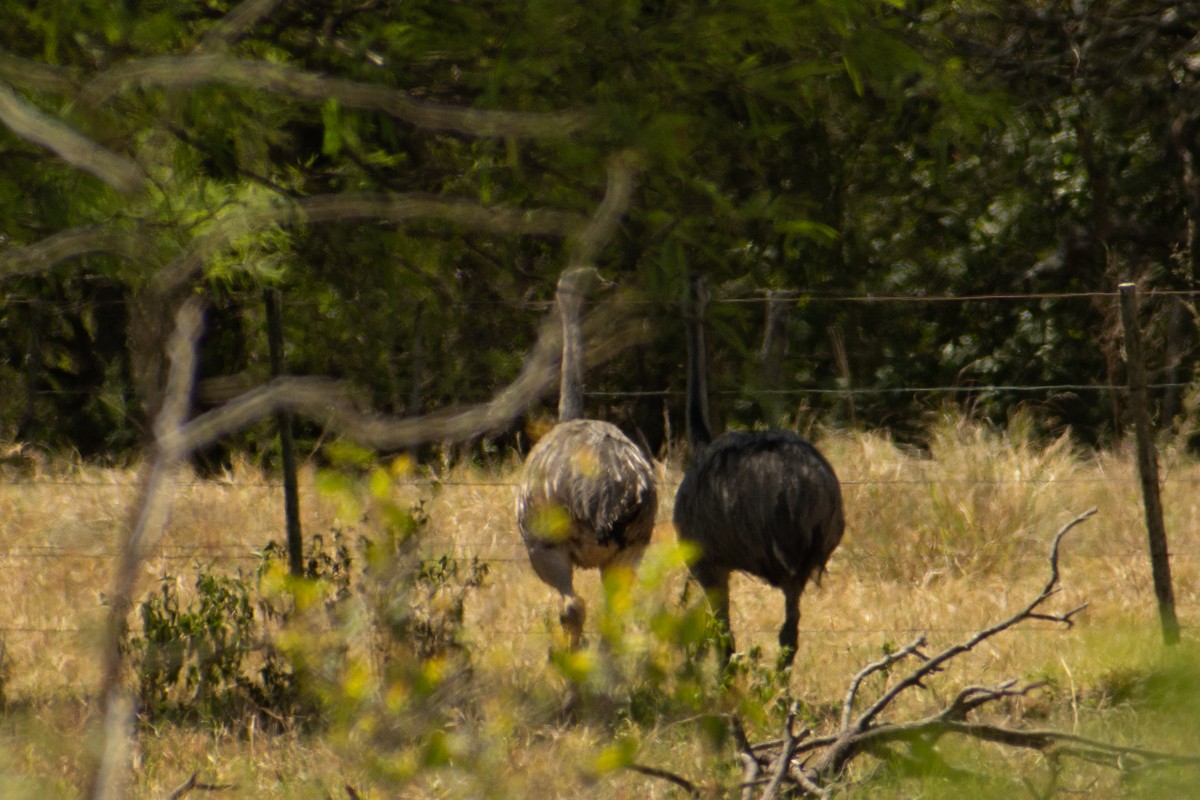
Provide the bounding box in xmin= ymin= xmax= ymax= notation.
xmin=164 ymin=771 xmax=236 ymax=800
xmin=853 ymin=508 xmax=1096 ymax=732
xmin=155 ymin=191 xmax=588 ymax=293
xmin=80 ymin=54 xmax=593 ymax=139
xmin=941 ymin=680 xmax=1033 ymax=720
xmin=625 ymin=763 xmax=701 ymax=797
xmin=86 ymin=301 xmax=204 ymax=800
xmin=198 ymin=0 xmax=282 ymax=51
xmin=0 ymin=224 xmax=149 ymax=280
xmin=839 ymin=634 xmax=927 ymax=730
xmin=788 ymin=763 xmax=832 ymax=800
xmin=732 ymin=713 xmax=763 ymax=800
xmin=169 ymin=293 xmax=643 ymax=455
xmin=760 ymin=704 xmax=807 ymax=800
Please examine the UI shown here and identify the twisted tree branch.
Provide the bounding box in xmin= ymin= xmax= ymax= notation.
xmin=0 ymin=83 xmax=146 ymax=192
xmin=81 ymin=54 xmax=594 ymax=139
xmin=153 ymin=191 xmax=588 ymax=293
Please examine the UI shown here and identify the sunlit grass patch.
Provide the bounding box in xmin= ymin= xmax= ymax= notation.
xmin=0 ymin=416 xmax=1198 ymax=796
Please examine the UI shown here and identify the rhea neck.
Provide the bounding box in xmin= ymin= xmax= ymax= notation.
xmin=685 ymin=277 xmax=713 ymax=449
xmin=557 ymin=283 xmax=586 ymax=423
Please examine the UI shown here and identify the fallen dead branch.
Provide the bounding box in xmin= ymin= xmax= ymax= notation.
xmin=633 ymin=507 xmax=1200 ymax=798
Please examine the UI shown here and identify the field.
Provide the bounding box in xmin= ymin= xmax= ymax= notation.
xmin=2 ymin=414 xmax=1200 ymax=798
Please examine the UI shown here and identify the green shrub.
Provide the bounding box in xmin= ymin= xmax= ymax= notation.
xmin=123 ymin=493 xmax=492 ymax=735
xmin=125 ymin=567 xmax=303 ymax=725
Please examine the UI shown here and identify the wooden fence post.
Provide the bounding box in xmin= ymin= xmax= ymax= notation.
xmin=264 ymin=287 xmax=304 ymax=577
xmin=1118 ymin=282 xmax=1180 ymax=645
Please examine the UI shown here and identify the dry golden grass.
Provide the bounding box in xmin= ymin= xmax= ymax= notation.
xmin=1 ymin=413 xmax=1199 ymax=798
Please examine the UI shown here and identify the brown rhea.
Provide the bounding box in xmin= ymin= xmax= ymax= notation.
xmin=515 ymin=267 xmax=658 ymax=648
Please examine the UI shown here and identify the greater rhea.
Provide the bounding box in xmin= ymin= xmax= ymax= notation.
xmin=516 ymin=267 xmax=658 ymax=648
xmin=672 ymin=277 xmax=844 ymax=667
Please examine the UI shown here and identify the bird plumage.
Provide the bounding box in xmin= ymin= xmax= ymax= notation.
xmin=517 ymin=419 xmax=657 ymax=567
xmin=516 ymin=268 xmax=658 ymax=648
xmin=673 ymin=277 xmax=844 ymax=666
xmin=674 ymin=430 xmax=842 ymax=590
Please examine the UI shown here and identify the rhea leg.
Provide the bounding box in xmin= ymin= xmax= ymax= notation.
xmin=528 ymin=545 xmax=584 ymax=648
xmin=778 ymin=583 xmax=803 ymax=667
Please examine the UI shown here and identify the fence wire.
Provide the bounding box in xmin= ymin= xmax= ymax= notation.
xmin=0 ymin=287 xmax=1196 ymax=654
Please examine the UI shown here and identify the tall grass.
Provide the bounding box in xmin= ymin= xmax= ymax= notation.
xmin=0 ymin=413 xmax=1198 ymax=797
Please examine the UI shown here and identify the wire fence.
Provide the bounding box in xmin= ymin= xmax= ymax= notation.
xmin=0 ymin=286 xmax=1196 ymax=649
xmin=4 ymin=285 xmax=1189 ymax=412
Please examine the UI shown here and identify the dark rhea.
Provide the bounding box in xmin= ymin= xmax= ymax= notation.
xmin=673 ymin=276 xmax=844 ymax=666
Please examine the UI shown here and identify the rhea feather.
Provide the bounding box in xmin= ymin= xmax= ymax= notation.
xmin=515 ymin=267 xmax=658 ymax=648
xmin=672 ymin=277 xmax=844 ymax=667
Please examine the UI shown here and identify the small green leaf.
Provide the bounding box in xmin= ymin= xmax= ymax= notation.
xmin=322 ymin=98 xmax=343 ymax=156
xmin=591 ymin=736 xmax=638 ymax=775
xmin=842 ymin=55 xmax=864 ymax=96
xmin=775 ymin=219 xmax=840 ymax=243
xmin=551 ymin=648 xmax=595 ymax=684
xmin=368 ymin=467 xmax=392 ymax=499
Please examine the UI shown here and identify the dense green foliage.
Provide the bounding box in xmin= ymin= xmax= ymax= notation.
xmin=2 ymin=1 xmax=1199 ymax=459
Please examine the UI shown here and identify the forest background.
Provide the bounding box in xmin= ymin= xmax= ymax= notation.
xmin=4 ymin=0 xmax=1200 ymax=461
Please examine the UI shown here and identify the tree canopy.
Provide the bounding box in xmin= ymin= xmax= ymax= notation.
xmin=2 ymin=1 xmax=1199 ymax=459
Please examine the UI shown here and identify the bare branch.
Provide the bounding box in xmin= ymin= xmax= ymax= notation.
xmin=739 ymin=754 xmax=762 ymax=800
xmin=164 ymin=771 xmax=236 ymax=799
xmin=760 ymin=705 xmax=808 ymax=800
xmin=87 ymin=300 xmax=204 ymax=800
xmin=787 ymin=509 xmax=1104 ymax=794
xmin=0 ymin=50 xmax=78 ymax=94
xmin=91 ymin=692 xmax=135 ymax=800
xmin=155 ymin=191 xmax=588 ymax=293
xmin=941 ymin=680 xmax=1032 ymax=721
xmin=644 ymin=508 xmax=1200 ymax=796
xmin=0 ymin=83 xmax=146 ymax=193
xmin=836 ymin=713 xmax=1200 ymax=772
xmin=787 ymin=765 xmax=831 ymax=800
xmin=169 ymin=293 xmax=642 ymax=454
xmin=724 ymin=715 xmax=766 ymax=800
xmin=851 ymin=508 xmax=1096 ymax=733
xmin=80 ymin=54 xmax=593 ymax=139
xmin=625 ymin=764 xmax=701 ymax=797
xmin=165 ymin=774 xmax=199 ymax=800
xmin=0 ymin=190 xmax=585 ymax=286
xmin=839 ymin=634 xmax=927 ymax=730
xmin=0 ymin=224 xmax=147 ymax=279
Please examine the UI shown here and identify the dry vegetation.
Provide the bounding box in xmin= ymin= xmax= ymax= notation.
xmin=2 ymin=413 xmax=1200 ymax=798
